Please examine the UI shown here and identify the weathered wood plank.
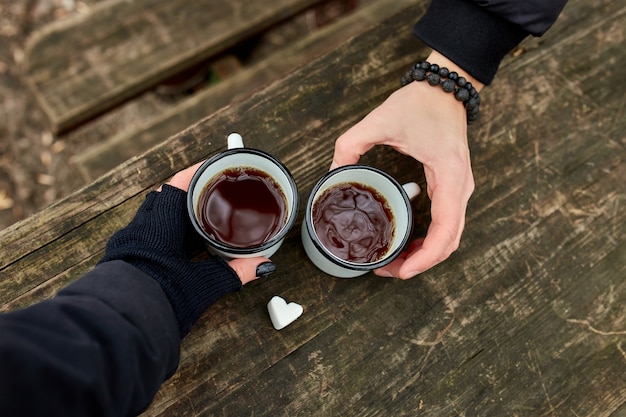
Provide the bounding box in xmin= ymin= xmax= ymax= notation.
xmin=22 ymin=0 xmax=325 ymax=133
xmin=2 ymin=0 xmax=625 ymax=416
xmin=143 ymin=0 xmax=626 ymax=415
xmin=71 ymin=0 xmax=417 ymax=182
xmin=1 ymin=3 xmax=430 ymax=311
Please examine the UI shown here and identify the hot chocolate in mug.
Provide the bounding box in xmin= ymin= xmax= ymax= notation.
xmin=301 ymin=165 xmax=419 ymax=278
xmin=187 ymin=133 xmax=298 ymax=259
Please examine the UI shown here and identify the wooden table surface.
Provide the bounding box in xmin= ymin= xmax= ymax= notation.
xmin=1 ymin=0 xmax=625 ymax=415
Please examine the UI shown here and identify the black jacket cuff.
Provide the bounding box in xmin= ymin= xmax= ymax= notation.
xmin=413 ymin=0 xmax=529 ymax=85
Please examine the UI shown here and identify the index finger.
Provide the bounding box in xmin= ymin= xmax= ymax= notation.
xmin=330 ymin=114 xmax=387 ymax=169
xmin=228 ymin=257 xmax=274 ymax=285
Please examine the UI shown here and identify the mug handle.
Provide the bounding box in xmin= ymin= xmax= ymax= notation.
xmin=228 ymin=132 xmax=245 ymax=149
xmin=402 ymin=182 xmax=421 ymax=200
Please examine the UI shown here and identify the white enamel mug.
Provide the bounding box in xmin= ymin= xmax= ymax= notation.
xmin=187 ymin=133 xmax=298 ymax=259
xmin=301 ymin=165 xmax=420 ymax=278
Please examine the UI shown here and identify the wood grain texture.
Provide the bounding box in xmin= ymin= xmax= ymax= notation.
xmin=22 ymin=0 xmax=325 ymax=133
xmin=71 ymin=0 xmax=418 ymax=182
xmin=2 ymin=0 xmax=625 ymax=416
xmin=1 ymin=3 xmax=429 ymax=312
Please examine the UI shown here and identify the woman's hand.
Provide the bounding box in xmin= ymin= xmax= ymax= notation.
xmin=164 ymin=162 xmax=273 ymax=285
xmin=331 ymin=51 xmax=482 ymax=279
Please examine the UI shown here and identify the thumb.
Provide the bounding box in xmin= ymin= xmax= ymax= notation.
xmin=227 ymin=257 xmax=275 ymax=285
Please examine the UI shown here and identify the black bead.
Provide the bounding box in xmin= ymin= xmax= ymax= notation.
xmin=455 ymin=88 xmax=470 ymax=102
xmin=465 ymin=97 xmax=478 ymax=109
xmin=442 ymin=79 xmax=456 ymax=92
xmin=403 ymin=61 xmax=481 ymax=125
xmin=427 ymin=73 xmax=440 ymax=86
xmin=467 ymin=109 xmax=478 ymax=124
xmin=412 ymin=68 xmax=427 ymax=81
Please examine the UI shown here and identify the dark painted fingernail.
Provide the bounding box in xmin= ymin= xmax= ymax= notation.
xmin=256 ymin=262 xmax=276 ymax=277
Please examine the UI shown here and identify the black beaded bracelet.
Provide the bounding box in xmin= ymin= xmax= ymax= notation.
xmin=401 ymin=61 xmax=480 ymax=124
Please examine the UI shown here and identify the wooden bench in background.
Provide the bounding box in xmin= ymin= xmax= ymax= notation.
xmin=23 ymin=0 xmax=417 ymax=187
xmin=23 ymin=0 xmax=326 ymax=134
xmin=3 ymin=0 xmax=626 ymax=415
xmin=69 ymin=0 xmax=416 ymax=182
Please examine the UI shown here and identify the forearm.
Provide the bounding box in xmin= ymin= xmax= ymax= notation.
xmin=98 ymin=185 xmax=242 ymax=337
xmin=0 ymin=261 xmax=180 ymax=417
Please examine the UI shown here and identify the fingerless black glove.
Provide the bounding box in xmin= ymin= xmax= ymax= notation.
xmin=98 ymin=185 xmax=241 ymax=337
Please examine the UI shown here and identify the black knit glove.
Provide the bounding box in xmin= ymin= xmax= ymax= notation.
xmin=98 ymin=184 xmax=242 ymax=337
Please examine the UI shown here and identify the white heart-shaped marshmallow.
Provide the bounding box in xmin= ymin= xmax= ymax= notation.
xmin=267 ymin=296 xmax=303 ymax=330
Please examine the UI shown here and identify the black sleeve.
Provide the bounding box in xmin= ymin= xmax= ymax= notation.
xmin=0 ymin=261 xmax=180 ymax=417
xmin=99 ymin=185 xmax=242 ymax=337
xmin=414 ymin=0 xmax=568 ymax=84
xmin=468 ymin=0 xmax=569 ymax=36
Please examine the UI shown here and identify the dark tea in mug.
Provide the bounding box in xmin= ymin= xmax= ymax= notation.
xmin=197 ymin=167 xmax=288 ymax=248
xmin=312 ymin=182 xmax=394 ymax=263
